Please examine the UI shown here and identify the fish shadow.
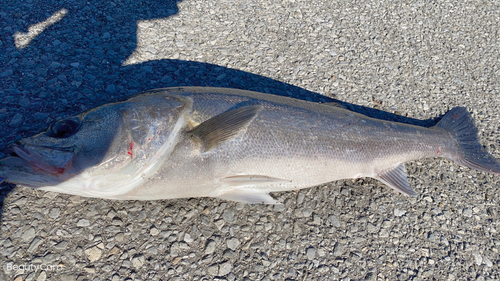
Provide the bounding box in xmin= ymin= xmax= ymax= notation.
xmin=0 ymin=0 xmax=442 ymax=221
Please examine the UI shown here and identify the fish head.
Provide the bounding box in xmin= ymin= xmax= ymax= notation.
xmin=0 ymin=102 xmax=133 ymax=188
xmin=0 ymin=93 xmax=190 ymax=197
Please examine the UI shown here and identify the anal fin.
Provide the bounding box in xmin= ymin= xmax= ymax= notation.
xmin=375 ymin=164 xmax=417 ymax=197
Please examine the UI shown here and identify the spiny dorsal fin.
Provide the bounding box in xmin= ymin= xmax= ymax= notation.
xmin=375 ymin=164 xmax=417 ymax=197
xmin=188 ymin=105 xmax=262 ymax=151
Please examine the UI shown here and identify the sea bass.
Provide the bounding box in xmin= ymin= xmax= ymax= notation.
xmin=1 ymin=87 xmax=499 ymax=203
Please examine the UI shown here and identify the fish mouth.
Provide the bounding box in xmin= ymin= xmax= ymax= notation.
xmin=6 ymin=144 xmax=75 ymax=175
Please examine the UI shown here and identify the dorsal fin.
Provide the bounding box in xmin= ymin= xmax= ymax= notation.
xmin=188 ymin=105 xmax=262 ymax=151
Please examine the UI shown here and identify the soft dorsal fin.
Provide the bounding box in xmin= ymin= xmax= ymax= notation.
xmin=188 ymin=105 xmax=262 ymax=151
xmin=375 ymin=164 xmax=417 ymax=197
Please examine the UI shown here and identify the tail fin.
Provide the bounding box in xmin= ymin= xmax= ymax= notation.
xmin=436 ymin=107 xmax=500 ymax=174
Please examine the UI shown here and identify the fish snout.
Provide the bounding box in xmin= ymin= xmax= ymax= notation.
xmin=4 ymin=143 xmax=75 ymax=175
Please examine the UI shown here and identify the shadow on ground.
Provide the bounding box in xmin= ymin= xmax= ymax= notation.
xmin=0 ymin=0 xmax=442 ymax=220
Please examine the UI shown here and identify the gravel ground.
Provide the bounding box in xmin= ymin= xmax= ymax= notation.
xmin=1 ymin=0 xmax=499 ymax=280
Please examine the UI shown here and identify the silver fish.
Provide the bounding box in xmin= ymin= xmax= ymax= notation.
xmin=1 ymin=87 xmax=499 ymax=203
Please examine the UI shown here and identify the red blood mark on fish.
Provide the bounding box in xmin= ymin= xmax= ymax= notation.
xmin=148 ymin=137 xmax=151 ymax=141
xmin=453 ymin=115 xmax=458 ymax=119
xmin=437 ymin=148 xmax=440 ymax=154
xmin=54 ymin=168 xmax=65 ymax=174
xmin=127 ymin=142 xmax=134 ymax=157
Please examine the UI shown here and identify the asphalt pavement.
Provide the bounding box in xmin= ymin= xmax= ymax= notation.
xmin=0 ymin=0 xmax=499 ymax=280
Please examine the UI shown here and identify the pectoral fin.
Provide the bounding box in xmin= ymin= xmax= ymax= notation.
xmin=188 ymin=105 xmax=262 ymax=151
xmin=375 ymin=164 xmax=417 ymax=197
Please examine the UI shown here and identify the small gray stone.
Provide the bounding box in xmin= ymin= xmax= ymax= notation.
xmin=302 ymin=208 xmax=313 ymax=217
xmin=428 ymin=233 xmax=436 ymax=242
xmin=367 ymin=223 xmax=378 ymax=233
xmin=0 ymin=69 xmax=13 ymax=77
xmin=9 ymin=113 xmax=23 ymax=127
xmin=18 ymin=98 xmax=30 ymax=108
xmin=463 ymin=208 xmax=473 ymax=217
xmin=205 ymin=240 xmax=216 ymax=255
xmin=54 ymin=241 xmax=68 ymax=250
xmin=49 ymin=208 xmax=61 ymax=219
xmin=25 ymin=272 xmax=36 ymax=281
xmin=170 ymin=242 xmax=181 ymax=256
xmin=115 ymin=233 xmax=125 ymax=242
xmin=146 ymin=246 xmax=157 ymax=255
xmin=36 ymin=271 xmax=47 ymax=281
xmin=150 ymin=228 xmax=160 ymax=236
xmin=106 ymin=84 xmax=116 ymax=93
xmin=219 ymin=261 xmax=232 ymax=276
xmin=137 ymin=210 xmax=147 ymax=221
xmin=34 ymin=113 xmax=50 ymax=120
xmin=50 ymin=62 xmax=61 ymax=68
xmin=274 ymin=204 xmax=285 ymax=211
xmin=131 ymin=254 xmax=145 ymax=268
xmin=183 ymin=233 xmax=193 ymax=243
xmin=161 ymin=75 xmax=173 ymax=83
xmin=77 ymin=219 xmax=90 ymax=227
xmin=57 ymin=274 xmax=77 ymax=281
xmin=12 ymin=197 xmax=27 ymax=206
xmin=483 ymin=256 xmax=493 ymax=267
xmin=214 ymin=219 xmax=225 ymax=230
xmin=394 ymin=208 xmax=406 ymax=217
xmin=21 ymin=227 xmax=36 ymax=242
xmin=306 ymin=247 xmax=316 ymax=260
xmin=43 ymin=253 xmax=57 ymax=263
xmin=472 ymin=250 xmax=482 ymax=265
xmin=328 ymin=215 xmax=340 ymax=227
xmin=365 ymin=272 xmax=377 ymax=281
xmin=0 ymin=246 xmax=14 ymax=256
xmin=227 ymin=238 xmax=240 ymax=250
xmin=112 ymin=217 xmax=123 ymax=226
xmin=85 ymin=246 xmax=102 ymax=262
xmin=379 ymin=229 xmax=389 ymax=238
xmin=28 ymin=236 xmax=44 ymax=253
xmin=333 ymin=243 xmax=346 ymax=257
xmin=208 ymin=264 xmax=219 ymax=276
xmin=222 ymin=208 xmax=236 ymax=223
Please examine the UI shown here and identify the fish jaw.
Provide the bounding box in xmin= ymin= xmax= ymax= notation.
xmin=0 ymin=142 xmax=76 ymax=187
xmin=9 ymin=143 xmax=75 ymax=175
xmin=0 ymin=156 xmax=64 ymax=187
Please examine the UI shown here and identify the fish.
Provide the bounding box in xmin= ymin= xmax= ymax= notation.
xmin=1 ymin=87 xmax=499 ymax=203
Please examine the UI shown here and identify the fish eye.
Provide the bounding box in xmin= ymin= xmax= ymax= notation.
xmin=46 ymin=118 xmax=81 ymax=138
